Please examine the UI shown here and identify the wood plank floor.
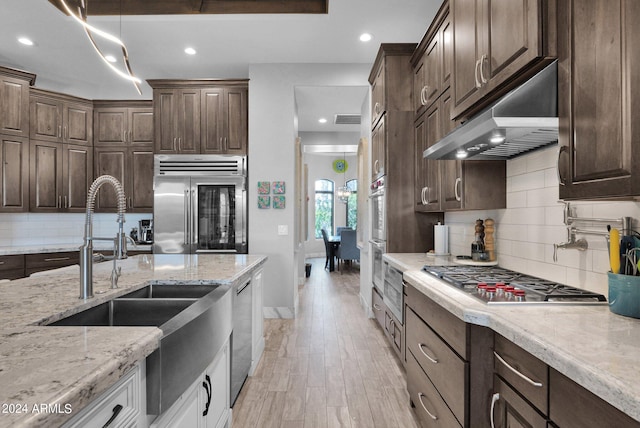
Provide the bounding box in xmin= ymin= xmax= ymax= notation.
xmin=232 ymin=258 xmax=421 ymax=428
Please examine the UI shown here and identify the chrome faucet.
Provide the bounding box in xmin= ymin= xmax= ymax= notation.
xmin=553 ymin=227 xmax=588 ymax=262
xmin=79 ymin=175 xmax=128 ymax=299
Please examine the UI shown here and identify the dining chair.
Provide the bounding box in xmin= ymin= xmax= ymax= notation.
xmin=336 ymin=229 xmax=359 ymax=272
xmin=321 ymin=228 xmax=332 ymax=270
xmin=336 ymin=226 xmax=353 ymax=237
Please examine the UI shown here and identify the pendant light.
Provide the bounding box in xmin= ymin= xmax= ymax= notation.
xmin=59 ymin=0 xmax=142 ymax=94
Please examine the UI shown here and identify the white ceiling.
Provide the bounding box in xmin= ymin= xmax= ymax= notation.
xmin=0 ymin=0 xmax=440 ymax=132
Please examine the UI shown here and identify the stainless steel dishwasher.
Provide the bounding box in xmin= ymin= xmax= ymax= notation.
xmin=231 ymin=277 xmax=252 ymax=405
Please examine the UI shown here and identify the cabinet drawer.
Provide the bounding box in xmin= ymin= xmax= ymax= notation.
xmin=492 ymin=375 xmax=547 ymax=428
xmin=406 ymin=283 xmax=467 ymax=357
xmin=550 ymin=368 xmax=640 ymax=428
xmin=494 ymin=334 xmax=548 ymax=415
xmin=25 ymin=251 xmax=79 ymax=271
xmin=63 ymin=364 xmax=142 ymax=428
xmin=406 ymin=307 xmax=466 ymax=423
xmin=0 ymin=254 xmax=25 ymax=271
xmin=372 ymin=287 xmax=385 ymax=330
xmin=407 ymin=350 xmax=462 ymax=428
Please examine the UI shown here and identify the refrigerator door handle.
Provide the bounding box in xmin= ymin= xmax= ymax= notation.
xmin=191 ymin=186 xmax=198 ymax=245
xmin=184 ymin=189 xmax=190 ymax=246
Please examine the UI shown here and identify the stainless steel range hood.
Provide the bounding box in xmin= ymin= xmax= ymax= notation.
xmin=424 ymin=60 xmax=558 ymax=160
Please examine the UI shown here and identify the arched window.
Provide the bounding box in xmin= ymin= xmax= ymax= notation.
xmin=315 ymin=179 xmax=334 ymax=239
xmin=345 ymin=179 xmax=357 ymax=229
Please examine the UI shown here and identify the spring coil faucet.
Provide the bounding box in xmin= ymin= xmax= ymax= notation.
xmin=79 ymin=175 xmax=128 ymax=299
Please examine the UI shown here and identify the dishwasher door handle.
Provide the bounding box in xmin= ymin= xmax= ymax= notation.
xmin=237 ymin=280 xmax=251 ymax=295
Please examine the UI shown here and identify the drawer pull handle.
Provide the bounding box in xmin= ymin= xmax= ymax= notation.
xmin=0 ymin=261 xmax=5 ymax=265
xmin=490 ymin=392 xmax=500 ymax=428
xmin=102 ymin=404 xmax=123 ymax=427
xmin=373 ymin=303 xmax=382 ymax=311
xmin=494 ymin=351 xmax=543 ymax=387
xmin=202 ymin=374 xmax=212 ymax=416
xmin=44 ymin=257 xmax=71 ymax=262
xmin=417 ymin=393 xmax=438 ymax=420
xmin=418 ymin=343 xmax=438 ymax=364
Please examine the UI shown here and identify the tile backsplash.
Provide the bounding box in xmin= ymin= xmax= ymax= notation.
xmin=445 ymin=146 xmax=640 ymax=296
xmin=0 ymin=213 xmax=152 ymax=247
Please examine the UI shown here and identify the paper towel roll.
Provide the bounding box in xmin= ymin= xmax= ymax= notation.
xmin=434 ymin=224 xmax=449 ymax=255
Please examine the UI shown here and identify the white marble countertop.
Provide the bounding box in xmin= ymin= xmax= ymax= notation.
xmin=384 ymin=253 xmax=640 ymax=422
xmin=0 ymin=253 xmax=267 ymax=428
xmin=0 ymin=244 xmax=152 ymax=256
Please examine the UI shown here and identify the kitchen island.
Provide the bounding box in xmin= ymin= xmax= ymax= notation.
xmin=385 ymin=253 xmax=640 ymax=424
xmin=0 ymin=253 xmax=266 ymax=428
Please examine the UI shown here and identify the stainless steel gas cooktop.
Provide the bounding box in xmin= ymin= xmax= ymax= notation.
xmin=422 ymin=265 xmax=607 ymax=305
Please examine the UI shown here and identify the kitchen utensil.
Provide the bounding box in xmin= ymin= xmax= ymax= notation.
xmin=609 ymin=228 xmax=620 ymax=273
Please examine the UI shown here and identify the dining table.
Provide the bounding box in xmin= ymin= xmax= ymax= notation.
xmin=327 ymin=235 xmax=341 ymax=272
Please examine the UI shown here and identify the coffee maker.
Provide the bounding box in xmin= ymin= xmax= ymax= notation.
xmin=138 ymin=219 xmax=154 ymax=244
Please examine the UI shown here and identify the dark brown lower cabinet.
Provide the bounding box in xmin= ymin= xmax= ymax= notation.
xmin=25 ymin=251 xmax=79 ymax=277
xmin=0 ymin=255 xmax=26 ymax=280
xmin=549 ymin=368 xmax=640 ymax=428
xmin=405 ymin=282 xmax=493 ymax=427
xmin=491 ymin=375 xmax=547 ymax=428
xmin=407 ymin=350 xmax=462 ymax=427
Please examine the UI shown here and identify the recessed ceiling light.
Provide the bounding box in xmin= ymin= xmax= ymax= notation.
xmin=359 ymin=33 xmax=372 ymax=42
xmin=455 ymin=150 xmax=468 ymax=159
xmin=184 ymin=47 xmax=197 ymax=55
xmin=18 ymin=37 xmax=33 ymax=46
xmin=489 ymin=135 xmax=506 ymax=144
xmin=104 ymin=55 xmax=117 ymax=63
xmin=318 ymin=118 xmax=328 ymax=124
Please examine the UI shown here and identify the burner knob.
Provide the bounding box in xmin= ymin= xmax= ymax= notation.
xmin=513 ymin=289 xmax=526 ymax=302
xmin=486 ymin=286 xmax=497 ymax=301
xmin=477 ymin=282 xmax=488 ymax=296
xmin=504 ymin=286 xmax=515 ymax=300
xmin=495 ymin=283 xmax=507 ymax=296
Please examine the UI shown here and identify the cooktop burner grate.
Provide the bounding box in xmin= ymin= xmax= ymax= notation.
xmin=422 ymin=265 xmax=607 ymax=304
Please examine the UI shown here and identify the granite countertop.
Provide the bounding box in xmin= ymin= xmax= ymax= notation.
xmin=0 ymin=253 xmax=267 ymax=428
xmin=384 ymin=253 xmax=640 ymax=422
xmin=0 ymin=243 xmax=152 ymax=256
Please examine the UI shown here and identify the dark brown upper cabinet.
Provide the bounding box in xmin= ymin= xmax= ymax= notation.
xmin=557 ymin=0 xmax=640 ymax=200
xmin=0 ymin=136 xmax=29 ymax=212
xmin=93 ymin=101 xmax=154 ymax=213
xmin=0 ymin=66 xmax=35 ymax=139
xmin=29 ymin=89 xmax=93 ymax=146
xmin=148 ymin=80 xmax=248 ymax=155
xmin=451 ymin=0 xmax=557 ymax=121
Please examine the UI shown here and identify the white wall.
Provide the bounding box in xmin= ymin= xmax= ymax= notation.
xmin=359 ymin=90 xmax=372 ymax=315
xmin=446 ymin=145 xmax=640 ymax=296
xmin=303 ymin=151 xmax=358 ymax=257
xmin=248 ymin=63 xmax=371 ymax=318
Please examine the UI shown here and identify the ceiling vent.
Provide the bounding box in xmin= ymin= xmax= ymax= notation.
xmin=334 ymin=114 xmax=361 ymax=125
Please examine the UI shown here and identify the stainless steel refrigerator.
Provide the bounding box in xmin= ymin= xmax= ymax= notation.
xmin=153 ymin=154 xmax=247 ymax=254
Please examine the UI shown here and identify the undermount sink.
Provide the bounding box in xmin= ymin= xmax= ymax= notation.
xmin=46 ymin=282 xmax=233 ymax=416
xmin=121 ymin=283 xmax=222 ymax=299
xmin=49 ymin=298 xmax=197 ymax=327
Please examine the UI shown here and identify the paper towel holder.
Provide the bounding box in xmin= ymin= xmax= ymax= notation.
xmin=434 ymin=222 xmax=449 ymax=256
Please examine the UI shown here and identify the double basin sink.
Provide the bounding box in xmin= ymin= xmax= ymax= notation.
xmin=48 ymin=282 xmax=233 ymax=416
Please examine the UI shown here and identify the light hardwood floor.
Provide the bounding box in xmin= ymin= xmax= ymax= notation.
xmin=232 ymin=258 xmax=421 ymax=428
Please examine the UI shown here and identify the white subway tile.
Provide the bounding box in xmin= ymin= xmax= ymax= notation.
xmin=525 ymin=146 xmax=557 ymax=172
xmin=509 ymin=170 xmax=546 ymax=192
xmin=527 ymin=187 xmax=559 ymax=207
xmin=507 ymin=191 xmax=527 ymax=208
xmin=506 ymin=156 xmax=527 ymax=177
xmin=566 ymin=268 xmax=608 ymax=295
xmin=526 ymin=259 xmax=567 ymax=284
